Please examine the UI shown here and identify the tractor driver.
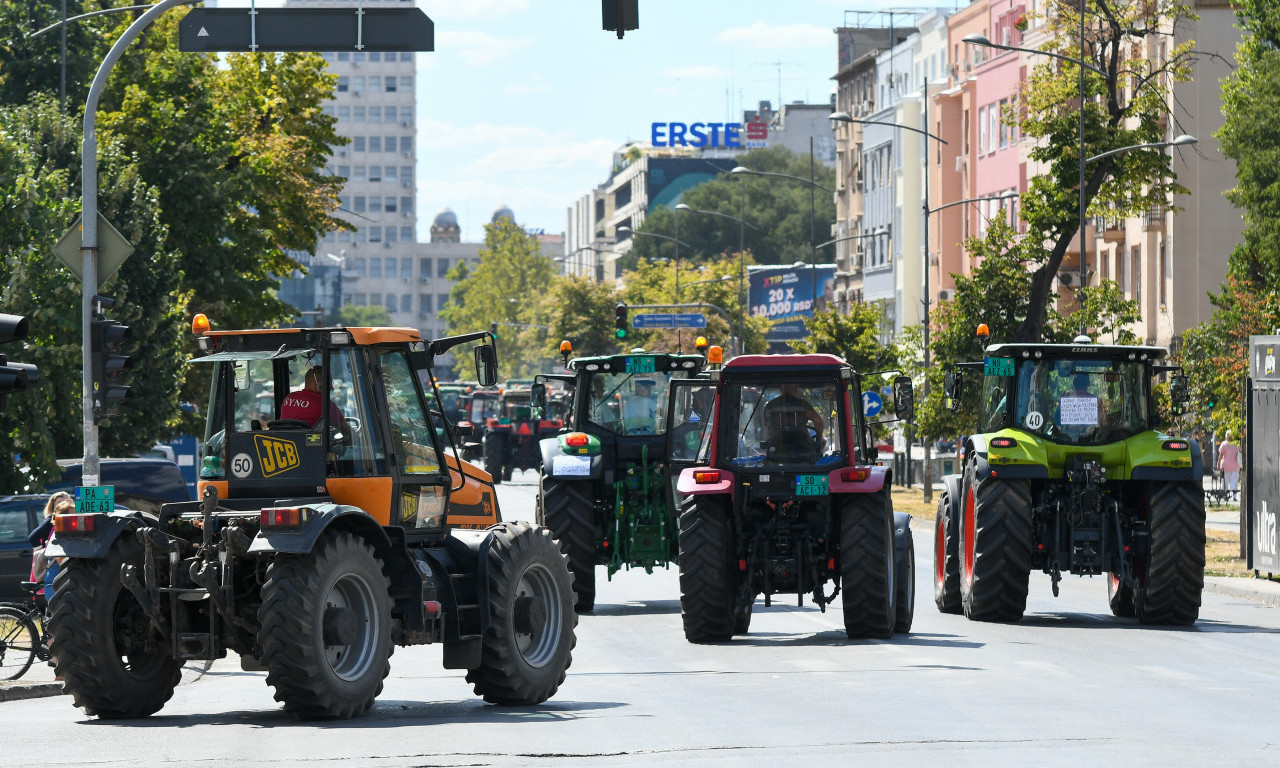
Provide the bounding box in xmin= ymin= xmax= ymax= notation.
xmin=621 ymin=378 xmax=659 ymax=433
xmin=280 ymin=366 xmax=346 ymax=429
xmin=762 ymin=383 xmax=825 ymax=461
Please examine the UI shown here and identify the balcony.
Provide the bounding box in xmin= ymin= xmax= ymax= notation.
xmin=1144 ymin=205 xmax=1166 ymax=231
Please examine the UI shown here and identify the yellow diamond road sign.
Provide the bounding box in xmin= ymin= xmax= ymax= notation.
xmin=53 ymin=214 xmax=134 ymax=286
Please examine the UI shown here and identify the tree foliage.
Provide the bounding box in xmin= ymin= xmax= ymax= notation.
xmin=791 ymin=302 xmax=898 ymax=372
xmin=1010 ymin=0 xmax=1199 ymax=342
xmin=625 ymin=146 xmax=836 ymax=272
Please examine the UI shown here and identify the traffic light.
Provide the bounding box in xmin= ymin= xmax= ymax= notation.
xmin=90 ymin=295 xmax=133 ymax=422
xmin=615 ymin=302 xmax=628 ymax=340
xmin=0 ymin=313 xmax=38 ymax=413
xmin=490 ymin=321 xmax=498 ymax=338
xmin=602 ymin=0 xmax=638 ymax=39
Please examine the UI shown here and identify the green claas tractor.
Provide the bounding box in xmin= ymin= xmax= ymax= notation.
xmin=665 ymin=354 xmax=917 ymax=641
xmin=935 ymin=332 xmax=1204 ymax=625
xmin=531 ymin=349 xmax=705 ymax=612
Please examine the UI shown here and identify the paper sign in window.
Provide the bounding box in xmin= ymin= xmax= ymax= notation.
xmin=1060 ymin=396 xmax=1099 ymax=426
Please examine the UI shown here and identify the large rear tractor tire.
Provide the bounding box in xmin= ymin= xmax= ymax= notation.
xmin=258 ymin=531 xmax=393 ymax=719
xmin=839 ymin=488 xmax=896 ymax=639
xmin=485 ymin=440 xmax=503 ymax=484
xmin=540 ymin=476 xmax=597 ymax=613
xmin=933 ymin=490 xmax=962 ymax=614
xmin=895 ymin=527 xmax=916 ymax=634
xmin=959 ymin=463 xmax=1033 ymax=622
xmin=466 ymin=522 xmax=576 ymax=704
xmin=1135 ymin=482 xmax=1205 ymax=625
xmin=678 ymin=495 xmax=736 ymax=643
xmin=49 ymin=538 xmax=182 ymax=718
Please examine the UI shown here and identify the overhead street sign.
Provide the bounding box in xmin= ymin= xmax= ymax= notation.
xmin=178 ymin=8 xmax=435 ymax=53
xmin=632 ymin=313 xmax=708 ymax=329
xmin=53 ymin=214 xmax=134 ymax=287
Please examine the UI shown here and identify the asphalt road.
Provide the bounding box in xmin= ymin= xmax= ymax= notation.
xmin=3 ymin=469 xmax=1280 ymax=767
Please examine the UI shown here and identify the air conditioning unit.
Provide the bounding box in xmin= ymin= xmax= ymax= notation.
xmin=402 ymin=212 xmax=411 ymax=218
xmin=338 ymin=149 xmax=348 ymax=157
xmin=402 ymin=151 xmax=411 ymax=157
xmin=1058 ymin=272 xmax=1076 ymax=287
xmin=955 ymin=156 xmax=966 ymax=172
xmin=401 ymin=120 xmax=412 ymax=127
xmin=401 ymin=180 xmax=411 ymax=188
xmin=384 ymin=242 xmax=391 ymax=248
xmin=937 ymin=288 xmax=954 ymax=301
xmin=352 ymin=89 xmax=362 ymax=96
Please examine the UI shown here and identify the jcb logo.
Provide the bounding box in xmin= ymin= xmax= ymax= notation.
xmin=254 ymin=435 xmax=300 ymax=477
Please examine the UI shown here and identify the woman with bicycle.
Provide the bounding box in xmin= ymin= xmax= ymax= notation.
xmin=28 ymin=492 xmax=73 ymax=607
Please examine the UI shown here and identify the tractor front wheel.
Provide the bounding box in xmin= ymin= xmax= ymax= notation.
xmin=50 ymin=538 xmax=182 ymax=718
xmin=258 ymin=531 xmax=393 ymax=719
xmin=466 ymin=522 xmax=576 ymax=704
xmin=933 ymin=490 xmax=962 ymax=614
xmin=839 ymin=488 xmax=896 ymax=639
xmin=678 ymin=495 xmax=736 ymax=643
xmin=958 ymin=463 xmax=1033 ymax=622
xmin=1135 ymin=482 xmax=1205 ymax=625
xmin=895 ymin=527 xmax=915 ymax=634
xmin=540 ymin=476 xmax=597 ymax=613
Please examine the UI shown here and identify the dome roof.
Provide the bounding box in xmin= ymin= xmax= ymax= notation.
xmin=491 ymin=205 xmax=515 ymax=223
xmin=433 ymin=207 xmax=459 ymax=228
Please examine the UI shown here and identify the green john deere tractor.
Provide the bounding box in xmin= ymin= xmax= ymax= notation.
xmin=531 ymin=350 xmax=705 ymax=612
xmin=935 ymin=335 xmax=1204 ymax=625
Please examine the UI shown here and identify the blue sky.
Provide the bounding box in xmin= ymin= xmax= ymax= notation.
xmin=219 ymin=1 xmax=939 ymax=241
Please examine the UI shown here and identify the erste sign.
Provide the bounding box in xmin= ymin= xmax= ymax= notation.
xmin=651 ymin=117 xmax=768 ymax=149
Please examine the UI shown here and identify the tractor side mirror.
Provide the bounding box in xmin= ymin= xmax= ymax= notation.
xmin=893 ymin=375 xmax=914 ymax=421
xmin=530 ymin=382 xmax=547 ymax=419
xmin=475 ymin=344 xmax=499 ymax=386
xmin=943 ymin=370 xmax=961 ymax=412
xmin=1169 ymin=373 xmax=1190 ymax=411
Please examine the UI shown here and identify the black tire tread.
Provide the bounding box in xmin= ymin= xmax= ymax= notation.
xmin=541 ymin=476 xmax=597 ymax=613
xmin=961 ymin=468 xmax=1033 ymax=623
xmin=678 ymin=495 xmax=735 ymax=643
xmin=933 ymin=490 xmax=962 ymax=613
xmin=1135 ymin=482 xmax=1205 ymax=625
xmin=465 ymin=521 xmax=577 ymax=704
xmin=895 ymin=529 xmax=915 ymax=634
xmin=257 ymin=531 xmax=393 ymax=719
xmin=840 ymin=489 xmax=896 ymax=639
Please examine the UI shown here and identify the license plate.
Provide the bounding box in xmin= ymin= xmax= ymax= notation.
xmin=75 ymin=485 xmax=115 ymax=514
xmin=795 ymin=475 xmax=828 ymax=496
xmin=625 ymin=356 xmax=656 ymax=373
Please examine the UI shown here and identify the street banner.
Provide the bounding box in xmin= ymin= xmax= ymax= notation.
xmin=748 ymin=263 xmax=837 ymax=342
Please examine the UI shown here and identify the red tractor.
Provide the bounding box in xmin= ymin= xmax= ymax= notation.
xmin=666 ymin=353 xmax=917 ymax=641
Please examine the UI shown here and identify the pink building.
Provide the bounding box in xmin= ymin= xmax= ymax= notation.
xmin=971 ymin=0 xmax=1024 ymax=238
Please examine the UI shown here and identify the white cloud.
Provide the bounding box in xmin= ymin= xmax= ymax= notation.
xmin=660 ymin=65 xmax=729 ymax=80
xmin=716 ymin=22 xmax=831 ymax=50
xmin=504 ymin=76 xmax=550 ymax=96
xmin=420 ymin=0 xmax=529 ymax=20
xmin=437 ymin=31 xmax=532 ymax=66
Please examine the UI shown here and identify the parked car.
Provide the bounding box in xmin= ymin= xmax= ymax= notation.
xmin=51 ymin=457 xmax=190 ymax=516
xmin=0 ymin=495 xmax=49 ymax=601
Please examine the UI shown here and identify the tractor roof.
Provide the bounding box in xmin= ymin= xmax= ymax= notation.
xmin=723 ymin=353 xmax=848 ymax=372
xmin=984 ymin=342 xmax=1167 ymax=361
xmin=196 ymin=326 xmax=423 ymax=358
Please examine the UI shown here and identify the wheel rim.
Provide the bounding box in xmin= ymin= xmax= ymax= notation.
xmin=962 ymin=485 xmax=976 ymax=586
xmin=322 ymin=572 xmax=380 ymax=681
xmin=111 ymin=590 xmax=169 ymax=679
xmin=512 ymin=561 xmax=563 ymax=668
xmin=934 ymin=514 xmax=946 ymax=590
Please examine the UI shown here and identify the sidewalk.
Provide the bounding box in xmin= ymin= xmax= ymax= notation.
xmin=0 ymin=655 xmax=214 ymax=703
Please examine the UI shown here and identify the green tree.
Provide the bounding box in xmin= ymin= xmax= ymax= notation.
xmin=1009 ymin=0 xmax=1199 ymax=342
xmin=441 ymin=219 xmax=556 ymax=378
xmin=0 ymin=1 xmax=100 ymax=109
xmin=792 ymin=302 xmax=898 ymax=372
xmin=544 ymin=276 xmax=623 ymax=361
xmin=332 ymin=304 xmax=393 ymax=327
xmin=621 ymin=253 xmax=770 ymax=354
xmin=625 ymin=146 xmax=836 ymax=272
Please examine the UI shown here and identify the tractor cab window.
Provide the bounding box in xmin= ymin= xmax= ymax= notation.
xmin=586 ymin=372 xmax=683 ymax=436
xmin=979 ymin=369 xmax=1012 ymax=432
xmin=502 ymin=394 xmax=532 ymax=422
xmin=233 ymin=358 xmax=276 ymax=432
xmin=328 ymin=348 xmax=386 ymax=476
xmin=1014 ymin=359 xmax=1149 ymax=445
xmin=720 ymin=380 xmax=844 ymax=469
xmin=381 ymin=350 xmax=443 ymax=476
xmin=469 ymin=393 xmax=500 ymax=423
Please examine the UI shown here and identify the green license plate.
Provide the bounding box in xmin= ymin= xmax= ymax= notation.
xmin=984 ymin=357 xmax=1015 ymax=377
xmin=625 ymin=356 xmax=656 ymax=373
xmin=75 ymin=485 xmax=115 ymax=514
xmin=795 ymin=475 xmax=828 ymax=496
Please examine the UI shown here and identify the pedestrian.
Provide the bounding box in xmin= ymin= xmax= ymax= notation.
xmin=1218 ymin=430 xmax=1240 ymax=496
xmin=27 ymin=491 xmax=72 ymax=608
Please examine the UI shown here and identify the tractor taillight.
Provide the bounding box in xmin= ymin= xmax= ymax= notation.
xmin=1162 ymin=440 xmax=1189 ymax=451
xmin=990 ymin=437 xmax=1018 ymax=448
xmin=260 ymin=507 xmax=309 ymax=528
xmin=565 ymin=432 xmax=590 ymax=448
xmin=54 ymin=514 xmax=97 ymax=535
xmin=693 ymin=470 xmax=721 ymax=484
xmin=841 ymin=467 xmax=870 ymax=482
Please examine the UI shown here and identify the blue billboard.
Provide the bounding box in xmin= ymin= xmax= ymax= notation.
xmin=748 ymin=264 xmax=837 ymax=342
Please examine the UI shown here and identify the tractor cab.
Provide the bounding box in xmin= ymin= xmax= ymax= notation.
xmin=195 ymin=324 xmax=501 ymax=538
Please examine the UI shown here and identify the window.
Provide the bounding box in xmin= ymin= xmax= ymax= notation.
xmin=370 ymin=258 xmax=382 ymax=278
xmin=354 ymin=106 xmax=366 ymax=122
xmin=400 ymin=52 xmax=412 ymax=62
xmin=385 ymin=76 xmax=397 ymax=92
xmin=385 ymin=258 xmax=397 ymax=277
xmin=354 ymin=293 xmax=366 ymax=306
xmin=400 ymin=294 xmax=412 ymax=313
xmin=338 ymin=106 xmax=350 ymax=122
xmin=401 ymin=226 xmax=414 ymax=242
xmin=998 ymin=99 xmax=1009 ymax=149
xmin=369 ymin=136 xmax=381 ymax=153
xmin=385 ymin=197 xmax=397 ymax=213
xmin=400 ymin=107 xmax=413 ymax=122
xmin=420 ymin=294 xmax=433 ymax=313
xmin=353 ymin=166 xmax=366 ymax=183
xmin=400 ymin=76 xmax=413 ymax=92
xmin=437 ymin=293 xmax=449 ymax=309
xmin=370 ymin=106 xmax=382 ymax=123
xmin=384 ymin=166 xmax=396 ymax=183
xmin=322 ymin=106 xmax=335 ymax=118
xmin=1159 ymin=241 xmax=1167 ymax=306
xmin=400 ymin=136 xmax=413 ymax=154
xmin=353 ymin=76 xmax=366 ymax=92
xmin=401 ymin=258 xmax=413 ymax=278
xmin=378 ymin=349 xmax=448 ymax=531
xmin=338 ymin=230 xmax=351 ymax=243
xmin=419 ymin=258 xmax=432 ymax=277
xmin=352 ymin=136 xmax=366 ymax=152
xmin=337 ymin=166 xmax=350 ymax=179
xmin=337 ymin=52 xmax=350 ymax=62
xmin=369 ymin=52 xmax=381 ymax=63
xmin=1131 ymin=246 xmax=1141 ymax=305
xmin=353 ymin=196 xmax=366 ymax=213
xmin=369 ymin=227 xmax=382 ymax=243
xmin=385 ymin=293 xmax=397 ymax=312
xmin=386 ymin=227 xmax=398 ymax=244
xmin=369 ymin=196 xmax=383 ymax=214
xmin=353 ymin=52 xmax=366 ymax=64
xmin=978 ymin=107 xmax=987 ymax=154
xmin=387 ymin=136 xmax=399 ymax=153
xmin=437 ymin=259 xmax=450 ymax=277
xmin=989 ymin=106 xmax=998 ymax=154
xmin=401 ymin=196 xmax=414 ymax=215
xmin=369 ymin=166 xmax=381 ymax=182
xmin=328 ymin=347 xmax=386 ymax=478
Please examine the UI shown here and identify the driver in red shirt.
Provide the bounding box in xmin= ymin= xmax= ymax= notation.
xmin=280 ymin=367 xmax=345 ymax=428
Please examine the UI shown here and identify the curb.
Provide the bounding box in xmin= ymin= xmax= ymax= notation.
xmin=1204 ymin=577 xmax=1280 ymax=608
xmin=0 ymin=682 xmax=63 ymax=702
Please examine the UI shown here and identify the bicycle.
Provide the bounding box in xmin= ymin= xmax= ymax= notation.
xmin=0 ymin=582 xmax=52 ymax=681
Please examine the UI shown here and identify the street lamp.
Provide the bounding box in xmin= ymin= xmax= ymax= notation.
xmin=1085 ymin=134 xmax=1197 ymax=165
xmin=963 ymin=22 xmax=1106 ymax=308
xmin=731 ymin=164 xmax=834 ymax=306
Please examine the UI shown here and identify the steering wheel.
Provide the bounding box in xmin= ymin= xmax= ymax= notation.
xmin=267 ymin=418 xmax=311 ymax=430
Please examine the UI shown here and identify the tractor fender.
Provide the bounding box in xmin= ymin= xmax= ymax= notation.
xmin=1131 ymin=439 xmax=1202 ymax=484
xmin=940 ymin=473 xmax=963 ymax=516
xmin=828 ymin=463 xmax=889 ymax=493
xmin=676 ymin=466 xmax=735 ymax=496
xmin=248 ymin=502 xmax=392 ymax=556
xmin=44 ymin=510 xmax=153 ymax=559
xmin=539 ymin=437 xmax=604 ymax=480
xmin=893 ymin=510 xmax=913 ymax=576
